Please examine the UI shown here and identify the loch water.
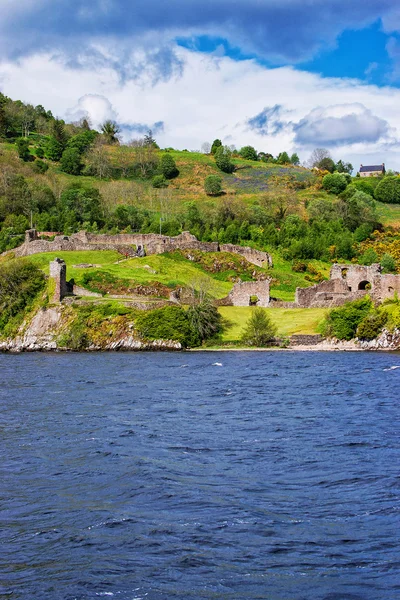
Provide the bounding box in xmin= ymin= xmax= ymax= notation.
xmin=1 ymin=351 xmax=400 ymax=600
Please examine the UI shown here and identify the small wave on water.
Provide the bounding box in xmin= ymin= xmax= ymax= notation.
xmin=0 ymin=351 xmax=399 ymax=600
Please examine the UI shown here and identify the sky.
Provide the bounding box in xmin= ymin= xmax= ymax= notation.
xmin=1 ymin=1 xmax=400 ymax=169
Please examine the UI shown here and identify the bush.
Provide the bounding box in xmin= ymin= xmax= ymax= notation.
xmin=359 ymin=248 xmax=379 ymax=265
xmin=60 ymin=148 xmax=84 ymax=175
xmin=0 ymin=259 xmax=46 ymax=335
xmin=35 ymin=147 xmax=45 ymax=158
xmin=215 ymin=146 xmax=235 ymax=173
xmin=381 ymin=253 xmax=397 ymax=273
xmin=45 ymin=137 xmax=64 ymax=161
xmin=211 ymin=139 xmax=222 ymax=154
xmin=152 ymin=174 xmax=168 ymax=188
xmin=204 ymin=175 xmax=222 ymax=196
xmin=16 ymin=138 xmax=31 ymax=162
xmin=136 ymin=305 xmax=197 ymax=347
xmin=160 ymin=153 xmax=179 ymax=179
xmin=375 ymin=176 xmax=400 ymax=204
xmin=239 ymin=145 xmax=258 ymax=161
xmin=187 ymin=301 xmax=223 ymax=342
xmin=320 ymin=297 xmax=373 ymax=340
xmin=241 ymin=307 xmax=277 ymax=346
xmin=356 ymin=310 xmax=388 ymax=341
xmin=322 ymin=173 xmax=348 ymax=194
xmin=32 ymin=159 xmax=49 ymax=173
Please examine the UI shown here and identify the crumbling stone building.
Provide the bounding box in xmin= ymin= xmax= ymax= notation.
xmin=228 ymin=280 xmax=270 ymax=307
xmin=296 ymin=263 xmax=400 ymax=308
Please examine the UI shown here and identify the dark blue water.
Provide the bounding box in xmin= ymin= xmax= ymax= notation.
xmin=1 ymin=352 xmax=400 ymax=600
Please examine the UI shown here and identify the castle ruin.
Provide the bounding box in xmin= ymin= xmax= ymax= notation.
xmin=296 ymin=263 xmax=400 ymax=308
xmin=15 ymin=230 xmax=272 ymax=269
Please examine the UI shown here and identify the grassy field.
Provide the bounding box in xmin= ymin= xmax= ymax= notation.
xmin=219 ymin=306 xmax=327 ymax=341
xmin=27 ymin=250 xmax=232 ymax=298
xmin=376 ymin=201 xmax=400 ymax=227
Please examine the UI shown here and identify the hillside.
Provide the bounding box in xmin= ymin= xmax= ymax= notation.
xmin=2 ymin=93 xmax=400 ymax=348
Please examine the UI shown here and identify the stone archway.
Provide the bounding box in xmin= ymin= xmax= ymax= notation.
xmin=358 ymin=280 xmax=371 ymax=290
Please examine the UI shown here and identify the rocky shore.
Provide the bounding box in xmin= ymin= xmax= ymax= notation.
xmin=1 ymin=307 xmax=399 ymax=353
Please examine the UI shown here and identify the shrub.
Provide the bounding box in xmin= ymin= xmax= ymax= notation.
xmin=239 ymin=145 xmax=258 ymax=161
xmin=204 ymin=175 xmax=222 ymax=196
xmin=211 ymin=139 xmax=222 ymax=154
xmin=160 ymin=153 xmax=179 ymax=179
xmin=32 ymin=159 xmax=49 ymax=173
xmin=35 ymin=147 xmax=45 ymax=158
xmin=16 ymin=138 xmax=31 ymax=162
xmin=152 ymin=174 xmax=168 ymax=188
xmin=45 ymin=137 xmax=64 ymax=161
xmin=359 ymin=248 xmax=379 ymax=265
xmin=0 ymin=259 xmax=46 ymax=335
xmin=60 ymin=148 xmax=84 ymax=175
xmin=136 ymin=305 xmax=197 ymax=347
xmin=356 ymin=310 xmax=388 ymax=341
xmin=215 ymin=146 xmax=234 ymax=173
xmin=241 ymin=307 xmax=277 ymax=346
xmin=187 ymin=301 xmax=222 ymax=342
xmin=381 ymin=253 xmax=397 ymax=273
xmin=322 ymin=173 xmax=348 ymax=194
xmin=375 ymin=176 xmax=400 ymax=204
xmin=320 ymin=297 xmax=373 ymax=340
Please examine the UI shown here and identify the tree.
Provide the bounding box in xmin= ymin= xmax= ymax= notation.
xmin=51 ymin=119 xmax=68 ymax=146
xmin=239 ymin=145 xmax=258 ymax=161
xmin=128 ymin=138 xmax=159 ymax=178
xmin=45 ymin=137 xmax=64 ymax=161
xmin=84 ymin=140 xmax=112 ymax=179
xmin=160 ymin=153 xmax=179 ymax=179
xmin=201 ymin=142 xmax=211 ymax=154
xmin=290 ymin=153 xmax=300 ymax=165
xmin=318 ymin=157 xmax=336 ymax=173
xmin=322 ymin=173 xmax=348 ymax=195
xmin=0 ymin=95 xmax=7 ymax=138
xmin=375 ymin=176 xmax=400 ymax=204
xmin=187 ymin=299 xmax=222 ymax=343
xmin=66 ymin=130 xmax=98 ymax=154
xmin=241 ymin=307 xmax=277 ymax=346
xmin=60 ymin=148 xmax=84 ymax=175
xmin=258 ymin=152 xmax=274 ymax=163
xmin=211 ymin=139 xmax=222 ymax=154
xmin=144 ymin=129 xmax=158 ymax=147
xmin=16 ymin=138 xmax=31 ymax=162
xmin=215 ymin=146 xmax=234 ymax=173
xmin=277 ymin=151 xmax=290 ymax=164
xmin=308 ymin=147 xmax=332 ymax=168
xmin=336 ymin=159 xmax=353 ymax=174
xmin=204 ymin=175 xmax=222 ymax=196
xmin=100 ymin=120 xmax=120 ymax=144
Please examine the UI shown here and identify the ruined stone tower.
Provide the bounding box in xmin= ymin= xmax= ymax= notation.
xmin=50 ymin=258 xmax=68 ymax=302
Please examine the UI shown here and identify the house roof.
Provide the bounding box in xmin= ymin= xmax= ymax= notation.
xmin=359 ymin=165 xmax=385 ymax=173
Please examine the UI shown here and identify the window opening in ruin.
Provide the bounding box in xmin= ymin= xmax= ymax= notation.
xmin=358 ymin=280 xmax=371 ymax=290
xmin=348 ymin=286 xmax=352 ymax=292
xmin=341 ymin=268 xmax=348 ymax=279
xmin=249 ymin=295 xmax=259 ymax=306
xmin=388 ymin=286 xmax=394 ymax=293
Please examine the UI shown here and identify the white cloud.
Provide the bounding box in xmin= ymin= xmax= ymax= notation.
xmin=66 ymin=94 xmax=117 ymax=128
xmin=1 ymin=47 xmax=400 ymax=169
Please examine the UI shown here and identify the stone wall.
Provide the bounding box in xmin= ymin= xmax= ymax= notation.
xmin=228 ymin=280 xmax=270 ymax=307
xmin=12 ymin=230 xmax=273 ymax=269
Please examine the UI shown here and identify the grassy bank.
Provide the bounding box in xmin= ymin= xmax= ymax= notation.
xmin=219 ymin=307 xmax=327 ymax=341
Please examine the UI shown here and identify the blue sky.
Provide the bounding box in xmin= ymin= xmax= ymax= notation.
xmin=1 ymin=1 xmax=400 ymax=167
